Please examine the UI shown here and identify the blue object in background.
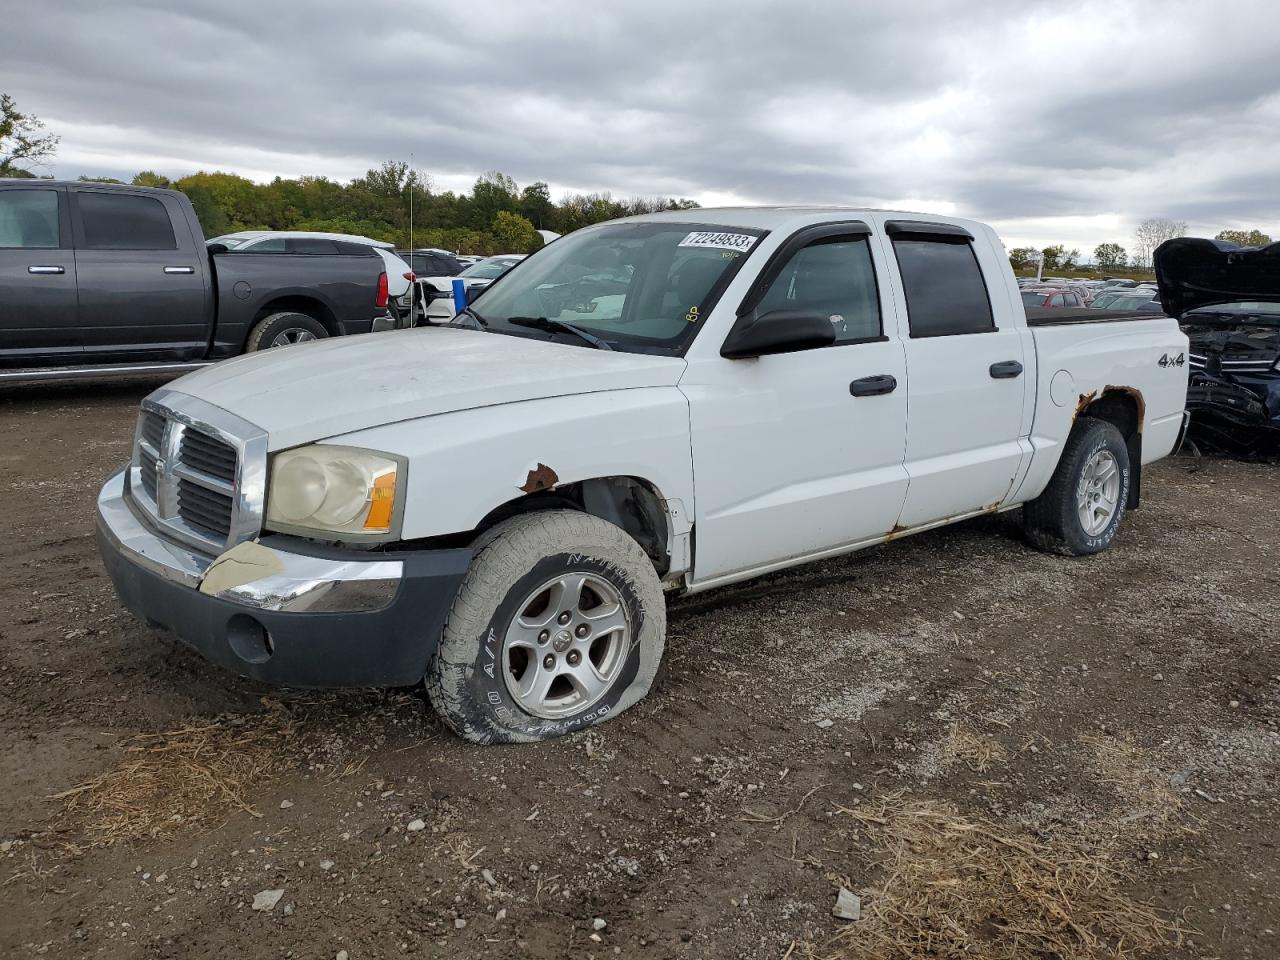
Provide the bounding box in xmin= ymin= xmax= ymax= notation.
xmin=452 ymin=278 xmax=467 ymax=315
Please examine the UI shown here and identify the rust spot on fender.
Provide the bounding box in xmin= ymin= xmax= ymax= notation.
xmin=1074 ymin=390 xmax=1098 ymax=421
xmin=885 ymin=523 xmax=910 ymax=542
xmin=519 ymin=463 xmax=559 ymax=494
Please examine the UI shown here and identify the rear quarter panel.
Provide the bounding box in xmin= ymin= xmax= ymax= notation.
xmin=210 ymin=253 xmax=384 ymax=353
xmin=1013 ymin=317 xmax=1189 ymax=503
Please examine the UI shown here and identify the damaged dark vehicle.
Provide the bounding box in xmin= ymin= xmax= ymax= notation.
xmin=1155 ymin=238 xmax=1280 ymax=457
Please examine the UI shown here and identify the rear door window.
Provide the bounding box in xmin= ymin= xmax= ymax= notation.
xmin=78 ymin=192 xmax=177 ymax=250
xmin=892 ymin=236 xmax=995 ymax=337
xmin=0 ymin=189 xmax=60 ymax=248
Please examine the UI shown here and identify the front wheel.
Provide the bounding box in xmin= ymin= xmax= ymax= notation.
xmin=1023 ymin=418 xmax=1131 ymax=555
xmin=426 ymin=511 xmax=666 ymax=744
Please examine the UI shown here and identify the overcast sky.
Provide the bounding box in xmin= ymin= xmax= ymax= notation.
xmin=4 ymin=0 xmax=1279 ymax=255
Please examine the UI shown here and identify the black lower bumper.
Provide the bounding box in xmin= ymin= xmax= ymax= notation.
xmin=98 ymin=524 xmax=472 ymax=688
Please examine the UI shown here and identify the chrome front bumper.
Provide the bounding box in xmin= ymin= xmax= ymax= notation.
xmin=96 ymin=470 xmax=402 ymax=614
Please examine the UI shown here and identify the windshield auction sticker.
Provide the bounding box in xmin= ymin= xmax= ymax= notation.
xmin=677 ymin=231 xmax=758 ymax=254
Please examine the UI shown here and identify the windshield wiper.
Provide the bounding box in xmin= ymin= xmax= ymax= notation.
xmin=507 ymin=316 xmax=613 ymax=350
xmin=453 ymin=306 xmax=488 ymax=328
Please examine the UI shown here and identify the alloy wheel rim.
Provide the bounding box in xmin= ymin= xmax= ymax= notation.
xmin=502 ymin=571 xmax=631 ymax=720
xmin=1077 ymin=449 xmax=1121 ymax=536
xmin=270 ymin=329 xmax=317 ymax=347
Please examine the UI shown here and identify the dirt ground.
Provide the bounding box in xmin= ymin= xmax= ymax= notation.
xmin=0 ymin=379 xmax=1277 ymax=960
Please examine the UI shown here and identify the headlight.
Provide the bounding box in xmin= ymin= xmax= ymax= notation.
xmin=265 ymin=445 xmax=404 ymax=540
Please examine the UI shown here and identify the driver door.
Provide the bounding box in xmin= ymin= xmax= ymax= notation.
xmin=682 ymin=225 xmax=910 ymax=583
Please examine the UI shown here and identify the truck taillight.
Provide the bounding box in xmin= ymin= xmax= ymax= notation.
xmin=376 ymin=272 xmax=389 ymax=308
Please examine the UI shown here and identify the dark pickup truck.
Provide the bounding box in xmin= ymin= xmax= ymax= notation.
xmin=0 ymin=180 xmax=400 ymax=383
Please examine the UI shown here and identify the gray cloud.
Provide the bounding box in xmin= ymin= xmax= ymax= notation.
xmin=4 ymin=0 xmax=1280 ymax=251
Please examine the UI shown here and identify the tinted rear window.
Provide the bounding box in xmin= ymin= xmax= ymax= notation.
xmin=893 ymin=237 xmax=995 ymax=337
xmin=78 ymin=192 xmax=177 ymax=250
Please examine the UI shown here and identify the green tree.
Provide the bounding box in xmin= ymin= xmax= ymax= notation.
xmin=519 ymin=181 xmax=555 ymax=230
xmin=1008 ymin=246 xmax=1040 ymax=270
xmin=1040 ymin=245 xmax=1066 ymax=271
xmin=182 ymin=184 xmax=229 ymax=237
xmin=470 ymin=172 xmax=519 ymax=231
xmin=1093 ymin=243 xmax=1127 ymax=270
xmin=132 ymin=170 xmax=172 ymax=188
xmin=1215 ymin=228 xmax=1272 ymax=248
xmin=0 ymin=93 xmax=59 ymax=177
xmin=491 ymin=211 xmax=543 ymax=253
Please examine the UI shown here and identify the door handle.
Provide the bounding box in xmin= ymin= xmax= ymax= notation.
xmin=849 ymin=374 xmax=898 ymax=397
xmin=164 ymin=266 xmax=196 ymax=274
xmin=28 ymin=265 xmax=65 ymax=274
xmin=989 ymin=360 xmax=1023 ymax=379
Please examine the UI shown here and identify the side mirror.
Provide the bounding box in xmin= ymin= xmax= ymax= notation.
xmin=465 ymin=283 xmax=488 ymax=304
xmin=207 ymin=243 xmax=229 ymax=255
xmin=720 ymin=309 xmax=837 ymax=359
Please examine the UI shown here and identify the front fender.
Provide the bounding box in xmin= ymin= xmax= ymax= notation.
xmin=326 ymin=388 xmax=696 ymax=542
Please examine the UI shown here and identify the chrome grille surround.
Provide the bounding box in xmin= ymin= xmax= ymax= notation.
xmin=126 ymin=387 xmax=269 ymax=555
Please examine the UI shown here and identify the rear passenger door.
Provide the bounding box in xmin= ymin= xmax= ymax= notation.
xmin=72 ymin=188 xmax=209 ymax=359
xmin=883 ymin=221 xmax=1031 ymax=528
xmin=0 ymin=184 xmax=80 ymax=362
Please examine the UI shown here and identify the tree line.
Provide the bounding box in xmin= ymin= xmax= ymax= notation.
xmin=1008 ymin=219 xmax=1273 ymax=275
xmin=1 ymin=92 xmax=698 ymax=255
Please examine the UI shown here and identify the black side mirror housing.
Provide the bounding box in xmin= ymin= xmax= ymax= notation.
xmin=207 ymin=243 xmax=229 ymax=255
xmin=720 ymin=309 xmax=837 ymax=359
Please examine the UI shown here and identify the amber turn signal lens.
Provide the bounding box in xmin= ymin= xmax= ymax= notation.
xmin=364 ymin=470 xmax=397 ymax=531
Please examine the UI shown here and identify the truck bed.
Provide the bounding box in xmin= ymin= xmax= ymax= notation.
xmin=1024 ymin=307 xmax=1165 ymax=326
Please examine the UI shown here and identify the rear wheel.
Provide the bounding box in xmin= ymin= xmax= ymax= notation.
xmin=1023 ymin=418 xmax=1130 ymax=555
xmin=426 ymin=510 xmax=666 ymax=744
xmin=245 ymin=312 xmax=328 ymax=351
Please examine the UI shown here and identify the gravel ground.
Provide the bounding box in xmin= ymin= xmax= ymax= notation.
xmin=0 ymin=379 xmax=1277 ymax=959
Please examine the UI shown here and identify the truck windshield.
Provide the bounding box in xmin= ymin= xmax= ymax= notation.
xmin=460 ymin=221 xmax=766 ymax=354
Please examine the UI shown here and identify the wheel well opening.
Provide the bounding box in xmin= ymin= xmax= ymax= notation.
xmin=474 ymin=476 xmax=671 ymax=575
xmin=1077 ymin=387 xmax=1144 ymax=508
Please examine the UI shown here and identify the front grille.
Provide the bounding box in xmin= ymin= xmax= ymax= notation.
xmin=177 ymin=477 xmax=234 ymax=538
xmin=140 ymin=410 xmax=166 ymax=449
xmin=139 ymin=446 xmax=159 ymax=499
xmin=126 ymin=394 xmax=267 ymax=553
xmin=180 ymin=428 xmax=237 ymax=483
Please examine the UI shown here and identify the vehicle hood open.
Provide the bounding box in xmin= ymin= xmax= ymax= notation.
xmin=169 ymin=327 xmax=687 ymax=450
xmin=1154 ymin=237 xmax=1280 ymax=318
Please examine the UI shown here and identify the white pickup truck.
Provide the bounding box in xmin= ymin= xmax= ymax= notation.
xmin=96 ymin=207 xmax=1190 ymax=744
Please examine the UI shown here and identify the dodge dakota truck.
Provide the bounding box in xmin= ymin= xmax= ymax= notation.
xmin=96 ymin=207 xmax=1190 ymax=744
xmin=0 ymin=180 xmax=402 ymax=383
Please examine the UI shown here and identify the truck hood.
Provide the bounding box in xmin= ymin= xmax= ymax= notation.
xmin=1154 ymin=237 xmax=1280 ymax=318
xmin=170 ymin=327 xmax=687 ymax=450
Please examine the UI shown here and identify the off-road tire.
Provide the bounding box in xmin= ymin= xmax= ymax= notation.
xmin=245 ymin=312 xmax=328 ymax=351
xmin=426 ymin=510 xmax=666 ymax=744
xmin=1023 ymin=418 xmax=1130 ymax=556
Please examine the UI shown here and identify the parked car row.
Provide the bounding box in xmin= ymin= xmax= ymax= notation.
xmin=1016 ymin=275 xmax=1163 ymax=312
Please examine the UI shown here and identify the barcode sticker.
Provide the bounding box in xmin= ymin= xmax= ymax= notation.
xmin=677 ymin=231 xmax=757 ymax=253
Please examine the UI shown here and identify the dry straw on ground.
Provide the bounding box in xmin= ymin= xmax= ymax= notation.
xmin=826 ymin=734 xmax=1186 ymax=960
xmin=944 ymin=722 xmax=1009 ymax=773
xmin=49 ymin=705 xmax=291 ymax=845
